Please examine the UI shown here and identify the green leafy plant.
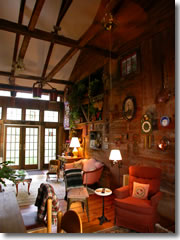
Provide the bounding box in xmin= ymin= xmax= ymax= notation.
xmin=0 ymin=161 xmax=16 ymax=186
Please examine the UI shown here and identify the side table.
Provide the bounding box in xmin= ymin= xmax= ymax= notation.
xmin=95 ymin=188 xmax=112 ymax=225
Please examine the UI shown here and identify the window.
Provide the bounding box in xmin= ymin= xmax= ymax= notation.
xmin=120 ymin=52 xmax=138 ymax=77
xmin=0 ymin=107 xmax=2 ymax=119
xmin=26 ymin=109 xmax=40 ymax=121
xmin=44 ymin=128 xmax=56 ymax=164
xmin=44 ymin=111 xmax=58 ymax=122
xmin=64 ymin=102 xmax=70 ymax=129
xmin=0 ymin=90 xmax=11 ymax=97
xmin=7 ymin=108 xmax=22 ymax=120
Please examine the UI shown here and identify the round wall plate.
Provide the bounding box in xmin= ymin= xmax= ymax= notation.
xmin=160 ymin=116 xmax=170 ymax=127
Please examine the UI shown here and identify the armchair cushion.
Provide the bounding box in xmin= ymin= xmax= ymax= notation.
xmin=132 ymin=182 xmax=150 ymax=200
xmin=114 ymin=185 xmax=129 ymax=199
xmin=114 ymin=197 xmax=153 ymax=215
xmin=49 ymin=165 xmax=58 ymax=173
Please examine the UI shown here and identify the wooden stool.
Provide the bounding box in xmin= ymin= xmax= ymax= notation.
xmin=67 ymin=187 xmax=89 ymax=222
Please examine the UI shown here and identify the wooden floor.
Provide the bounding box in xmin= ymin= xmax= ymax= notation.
xmin=20 ymin=191 xmax=175 ymax=233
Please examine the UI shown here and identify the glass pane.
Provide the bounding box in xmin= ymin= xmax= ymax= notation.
xmin=7 ymin=108 xmax=22 ymax=120
xmin=6 ymin=127 xmax=20 ymax=166
xmin=44 ymin=111 xmax=58 ymax=122
xmin=44 ymin=128 xmax=56 ymax=164
xmin=25 ymin=128 xmax=38 ymax=165
xmin=25 ymin=109 xmax=40 ymax=121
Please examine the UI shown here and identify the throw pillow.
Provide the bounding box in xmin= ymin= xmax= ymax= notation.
xmin=49 ymin=165 xmax=58 ymax=173
xmin=73 ymin=160 xmax=83 ymax=169
xmin=132 ymin=182 xmax=150 ymax=199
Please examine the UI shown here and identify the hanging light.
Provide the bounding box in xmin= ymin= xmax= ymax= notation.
xmin=32 ymin=81 xmax=42 ymax=98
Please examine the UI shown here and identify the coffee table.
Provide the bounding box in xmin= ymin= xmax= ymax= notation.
xmin=95 ymin=188 xmax=112 ymax=225
xmin=14 ymin=170 xmax=32 ymax=196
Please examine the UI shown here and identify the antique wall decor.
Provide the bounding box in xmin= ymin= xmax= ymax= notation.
xmin=160 ymin=116 xmax=170 ymax=127
xmin=123 ymin=96 xmax=136 ymax=120
xmin=141 ymin=114 xmax=152 ymax=148
xmin=157 ymin=136 xmax=170 ymax=151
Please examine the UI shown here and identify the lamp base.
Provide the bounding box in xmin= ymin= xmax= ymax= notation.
xmin=72 ymin=150 xmax=78 ymax=157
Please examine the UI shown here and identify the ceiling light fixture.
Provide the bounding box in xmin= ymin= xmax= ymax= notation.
xmin=32 ymin=81 xmax=58 ymax=101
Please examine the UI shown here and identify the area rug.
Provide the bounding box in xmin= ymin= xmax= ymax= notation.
xmin=95 ymin=224 xmax=172 ymax=233
xmin=4 ymin=175 xmax=65 ymax=206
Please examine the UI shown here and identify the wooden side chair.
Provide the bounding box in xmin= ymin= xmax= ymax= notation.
xmin=46 ymin=160 xmax=60 ymax=182
xmin=64 ymin=169 xmax=90 ymax=222
xmin=21 ymin=198 xmax=52 ymax=233
xmin=57 ymin=210 xmax=83 ymax=233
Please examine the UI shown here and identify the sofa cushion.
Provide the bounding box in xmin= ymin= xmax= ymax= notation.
xmin=83 ymin=158 xmax=96 ymax=172
xmin=114 ymin=196 xmax=153 ymax=214
xmin=132 ymin=182 xmax=149 ymax=200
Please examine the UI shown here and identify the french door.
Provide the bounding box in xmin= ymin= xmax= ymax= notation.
xmin=5 ymin=126 xmax=39 ymax=169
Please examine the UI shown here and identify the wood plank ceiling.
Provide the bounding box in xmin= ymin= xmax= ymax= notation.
xmin=0 ymin=0 xmax=155 ymax=97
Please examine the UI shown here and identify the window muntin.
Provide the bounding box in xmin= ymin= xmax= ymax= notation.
xmin=44 ymin=111 xmax=58 ymax=122
xmin=25 ymin=109 xmax=40 ymax=121
xmin=44 ymin=128 xmax=56 ymax=164
xmin=6 ymin=108 xmax=22 ymax=120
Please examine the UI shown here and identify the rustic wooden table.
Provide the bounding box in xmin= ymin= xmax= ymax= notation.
xmin=0 ymin=191 xmax=26 ymax=233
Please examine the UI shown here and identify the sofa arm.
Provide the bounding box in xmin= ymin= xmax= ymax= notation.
xmin=64 ymin=163 xmax=74 ymax=170
xmin=113 ymin=185 xmax=130 ymax=199
xmin=83 ymin=166 xmax=103 ymax=185
xmin=151 ymin=191 xmax=163 ymax=207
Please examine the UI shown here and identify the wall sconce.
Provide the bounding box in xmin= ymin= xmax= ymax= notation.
xmin=70 ymin=137 xmax=80 ymax=157
xmin=109 ymin=149 xmax=122 ymax=168
xmin=157 ymin=136 xmax=170 ymax=151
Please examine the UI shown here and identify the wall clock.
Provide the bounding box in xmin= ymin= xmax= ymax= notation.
xmin=123 ymin=96 xmax=136 ymax=120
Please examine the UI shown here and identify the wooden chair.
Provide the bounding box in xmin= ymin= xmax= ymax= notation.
xmin=64 ymin=169 xmax=90 ymax=222
xmin=21 ymin=198 xmax=52 ymax=233
xmin=57 ymin=210 xmax=83 ymax=233
xmin=46 ymin=160 xmax=60 ymax=182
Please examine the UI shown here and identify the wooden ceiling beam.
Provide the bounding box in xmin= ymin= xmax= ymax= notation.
xmin=18 ymin=0 xmax=45 ymax=61
xmin=9 ymin=0 xmax=26 ymax=85
xmin=41 ymin=0 xmax=73 ymax=78
xmin=0 ymin=19 xmax=117 ymax=58
xmin=44 ymin=0 xmax=123 ymax=82
xmin=0 ymin=83 xmax=64 ymax=95
xmin=0 ymin=71 xmax=73 ymax=85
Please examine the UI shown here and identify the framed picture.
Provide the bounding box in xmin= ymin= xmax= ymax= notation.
xmin=123 ymin=96 xmax=136 ymax=120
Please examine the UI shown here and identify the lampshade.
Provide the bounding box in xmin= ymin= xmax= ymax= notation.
xmin=70 ymin=137 xmax=80 ymax=157
xmin=70 ymin=137 xmax=80 ymax=148
xmin=109 ymin=149 xmax=122 ymax=161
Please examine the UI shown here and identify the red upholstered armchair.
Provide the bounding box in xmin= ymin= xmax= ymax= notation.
xmin=114 ymin=165 xmax=162 ymax=233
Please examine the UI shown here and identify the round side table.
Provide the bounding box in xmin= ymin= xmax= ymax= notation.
xmin=95 ymin=188 xmax=112 ymax=225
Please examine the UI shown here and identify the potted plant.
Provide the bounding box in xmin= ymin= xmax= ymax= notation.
xmin=0 ymin=161 xmax=16 ymax=192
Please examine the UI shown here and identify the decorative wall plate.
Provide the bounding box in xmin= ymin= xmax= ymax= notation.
xmin=160 ymin=116 xmax=170 ymax=127
xmin=123 ymin=96 xmax=136 ymax=120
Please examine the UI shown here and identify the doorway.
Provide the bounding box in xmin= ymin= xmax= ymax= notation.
xmin=5 ymin=126 xmax=39 ymax=169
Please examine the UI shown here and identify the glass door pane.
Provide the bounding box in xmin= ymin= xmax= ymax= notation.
xmin=44 ymin=128 xmax=56 ymax=164
xmin=6 ymin=127 xmax=20 ymax=166
xmin=25 ymin=127 xmax=38 ymax=166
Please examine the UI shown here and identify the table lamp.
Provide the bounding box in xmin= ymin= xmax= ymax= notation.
xmin=70 ymin=137 xmax=80 ymax=157
xmin=109 ymin=149 xmax=122 ymax=168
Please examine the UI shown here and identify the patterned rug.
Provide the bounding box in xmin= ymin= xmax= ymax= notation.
xmin=4 ymin=174 xmax=65 ymax=206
